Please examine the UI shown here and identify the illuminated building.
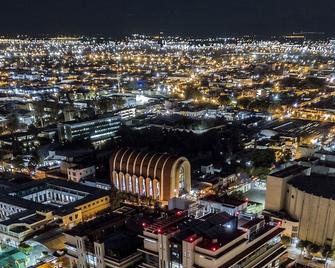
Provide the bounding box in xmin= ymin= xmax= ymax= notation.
xmin=58 ymin=114 xmax=121 ymax=144
xmin=67 ymin=164 xmax=96 ymax=182
xmin=265 ymin=162 xmax=335 ymax=248
xmin=138 ymin=212 xmax=286 ymax=268
xmin=0 ymin=179 xmax=110 ymax=245
xmin=110 ymin=148 xmax=191 ymax=202
xmin=64 ymin=206 xmax=145 ymax=268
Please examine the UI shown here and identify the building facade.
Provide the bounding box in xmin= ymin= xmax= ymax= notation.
xmin=67 ymin=165 xmax=96 ymax=182
xmin=64 ymin=206 xmax=143 ymax=268
xmin=58 ymin=114 xmax=120 ymax=144
xmin=110 ymin=148 xmax=191 ymax=202
xmin=139 ymin=212 xmax=286 ymax=268
xmin=265 ymin=164 xmax=335 ymax=248
xmin=0 ymin=179 xmax=111 ymax=245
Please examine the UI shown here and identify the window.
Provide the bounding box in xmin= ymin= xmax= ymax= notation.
xmin=149 ymin=180 xmax=153 ymax=196
xmin=128 ymin=177 xmax=133 ymax=192
xmin=135 ymin=177 xmax=139 ymax=193
xmin=156 ymin=182 xmax=160 ymax=198
xmin=115 ymin=176 xmax=119 ymax=189
xmin=121 ymin=176 xmax=126 ymax=191
xmin=178 ymin=165 xmax=185 ymax=191
xmin=142 ymin=179 xmax=146 ymax=195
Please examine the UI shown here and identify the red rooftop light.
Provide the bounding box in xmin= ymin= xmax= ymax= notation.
xmin=176 ymin=210 xmax=183 ymax=216
xmin=142 ymin=222 xmax=147 ymax=228
xmin=157 ymin=228 xmax=162 ymax=234
xmin=211 ymin=246 xmax=217 ymax=252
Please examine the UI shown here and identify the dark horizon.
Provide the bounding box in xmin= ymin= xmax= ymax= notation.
xmin=1 ymin=0 xmax=335 ymax=38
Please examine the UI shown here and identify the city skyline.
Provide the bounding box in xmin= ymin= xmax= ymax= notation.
xmin=0 ymin=2 xmax=335 ymax=268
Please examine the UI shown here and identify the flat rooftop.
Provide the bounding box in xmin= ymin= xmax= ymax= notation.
xmin=270 ymin=165 xmax=308 ymax=178
xmin=200 ymin=195 xmax=247 ymax=208
xmin=267 ymin=119 xmax=333 ymax=138
xmin=289 ymin=174 xmax=335 ymax=199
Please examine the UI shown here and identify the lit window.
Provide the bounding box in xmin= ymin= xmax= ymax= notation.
xmin=115 ymin=176 xmax=119 ymax=189
xmin=135 ymin=177 xmax=139 ymax=193
xmin=122 ymin=176 xmax=126 ymax=191
xmin=142 ymin=179 xmax=146 ymax=195
xmin=149 ymin=180 xmax=153 ymax=196
xmin=156 ymin=182 xmax=160 ymax=198
xmin=128 ymin=177 xmax=132 ymax=192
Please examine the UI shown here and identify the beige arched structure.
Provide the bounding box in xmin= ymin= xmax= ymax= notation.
xmin=110 ymin=149 xmax=191 ymax=202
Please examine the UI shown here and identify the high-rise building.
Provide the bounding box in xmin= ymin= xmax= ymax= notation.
xmin=139 ymin=211 xmax=286 ymax=268
xmin=64 ymin=204 xmax=287 ymax=268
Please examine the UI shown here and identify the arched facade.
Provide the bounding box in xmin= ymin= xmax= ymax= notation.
xmin=285 ymin=183 xmax=335 ymax=248
xmin=110 ymin=148 xmax=191 ymax=202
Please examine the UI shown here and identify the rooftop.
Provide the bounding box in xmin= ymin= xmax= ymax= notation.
xmin=270 ymin=165 xmax=308 ymax=178
xmin=289 ymin=174 xmax=335 ymax=199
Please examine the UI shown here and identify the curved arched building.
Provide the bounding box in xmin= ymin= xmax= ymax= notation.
xmin=110 ymin=148 xmax=191 ymax=202
xmin=265 ymin=165 xmax=335 ymax=248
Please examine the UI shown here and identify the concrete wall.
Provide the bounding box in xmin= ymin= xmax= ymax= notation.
xmin=286 ymin=185 xmax=335 ymax=247
xmin=265 ymin=175 xmax=288 ymax=211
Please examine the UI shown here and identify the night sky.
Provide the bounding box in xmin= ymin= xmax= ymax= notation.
xmin=1 ymin=0 xmax=335 ymax=37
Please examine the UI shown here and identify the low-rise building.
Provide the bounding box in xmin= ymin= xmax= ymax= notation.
xmin=110 ymin=148 xmax=191 ymax=203
xmin=67 ymin=164 xmax=95 ymax=182
xmin=0 ymin=179 xmax=111 ymax=245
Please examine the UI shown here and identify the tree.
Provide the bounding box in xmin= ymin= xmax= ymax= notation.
xmin=321 ymin=245 xmax=331 ymax=258
xmin=296 ymin=240 xmax=308 ymax=255
xmin=28 ymin=151 xmax=42 ymax=171
xmin=33 ymin=101 xmax=45 ymax=127
xmin=19 ymin=242 xmax=32 ymax=255
xmin=250 ymin=149 xmax=275 ymax=168
xmin=6 ymin=113 xmax=20 ymax=134
xmin=229 ymin=190 xmax=244 ymax=200
xmin=281 ymin=235 xmax=291 ymax=247
xmin=250 ymin=167 xmax=270 ymax=180
xmin=112 ymin=97 xmax=126 ymax=110
xmin=184 ymin=86 xmax=202 ymax=100
xmin=110 ymin=185 xmax=122 ymax=209
xmin=12 ymin=155 xmax=25 ymax=170
xmin=48 ymin=100 xmax=61 ymax=123
xmin=307 ymin=243 xmax=321 ymax=255
xmin=97 ymin=98 xmax=111 ymax=114
xmin=218 ymin=95 xmax=231 ymax=106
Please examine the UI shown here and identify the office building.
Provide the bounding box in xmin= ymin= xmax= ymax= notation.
xmin=58 ymin=114 xmax=120 ymax=144
xmin=138 ymin=212 xmax=286 ymax=268
xmin=64 ymin=206 xmax=145 ymax=268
